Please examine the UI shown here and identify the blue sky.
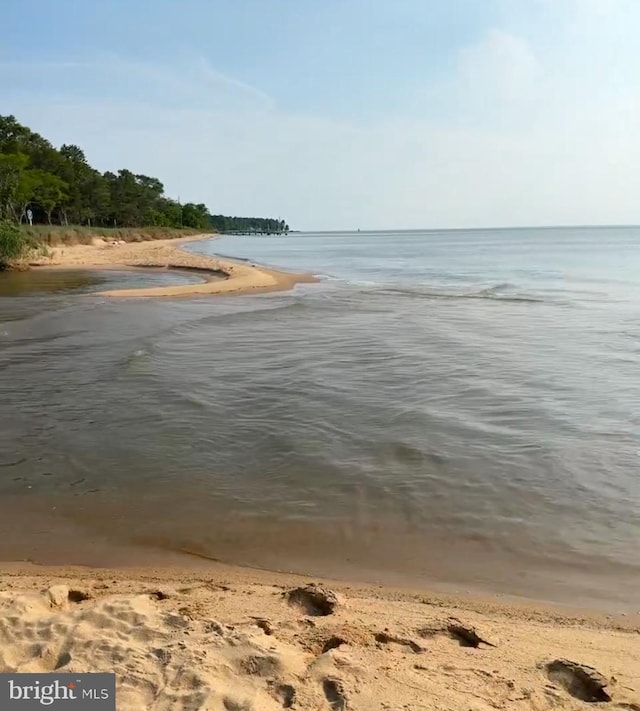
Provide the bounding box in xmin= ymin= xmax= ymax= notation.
xmin=2 ymin=0 xmax=640 ymax=230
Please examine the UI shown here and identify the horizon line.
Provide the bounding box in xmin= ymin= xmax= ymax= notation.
xmin=291 ymin=223 xmax=640 ymax=234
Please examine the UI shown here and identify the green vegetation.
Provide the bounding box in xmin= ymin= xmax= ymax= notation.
xmin=0 ymin=220 xmax=35 ymax=269
xmin=0 ymin=115 xmax=290 ymax=252
xmin=20 ymin=224 xmax=200 ymax=247
xmin=210 ymin=215 xmax=289 ymax=234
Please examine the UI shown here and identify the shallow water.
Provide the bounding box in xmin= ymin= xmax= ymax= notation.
xmin=0 ymin=267 xmax=205 ymax=296
xmin=1 ymin=228 xmax=639 ymax=610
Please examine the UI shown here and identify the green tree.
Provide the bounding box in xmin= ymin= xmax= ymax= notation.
xmin=156 ymin=198 xmax=182 ymax=227
xmin=208 ymin=214 xmax=289 ymax=234
xmin=182 ymin=203 xmax=210 ymax=229
xmin=81 ymin=171 xmax=110 ymax=226
xmin=0 ymin=153 xmax=29 ymax=222
xmin=13 ymin=169 xmax=39 ymax=223
xmin=32 ymin=172 xmax=68 ymax=224
xmin=0 ymin=115 xmax=33 ymax=154
xmin=60 ymin=144 xmax=88 ymax=165
xmin=57 ymin=144 xmax=95 ymax=225
xmin=106 ymin=170 xmax=143 ymax=226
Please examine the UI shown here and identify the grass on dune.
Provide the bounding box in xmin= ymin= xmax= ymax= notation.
xmin=20 ymin=225 xmax=203 ymax=247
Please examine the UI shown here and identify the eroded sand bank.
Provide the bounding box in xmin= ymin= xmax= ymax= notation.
xmin=30 ymin=234 xmax=317 ymax=297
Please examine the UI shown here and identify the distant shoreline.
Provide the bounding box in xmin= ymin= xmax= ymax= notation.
xmin=28 ymin=233 xmax=317 ymax=297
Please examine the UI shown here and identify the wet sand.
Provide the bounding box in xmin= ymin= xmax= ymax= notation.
xmin=29 ymin=233 xmax=317 ymax=297
xmin=0 ymin=561 xmax=638 ymax=710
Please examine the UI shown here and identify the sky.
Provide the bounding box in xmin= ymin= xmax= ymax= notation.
xmin=2 ymin=0 xmax=640 ymax=231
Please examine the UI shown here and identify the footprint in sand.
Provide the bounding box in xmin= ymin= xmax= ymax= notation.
xmin=270 ymin=682 xmax=296 ymax=709
xmin=322 ymin=678 xmax=348 ymax=710
xmin=285 ymin=584 xmax=339 ymax=617
xmin=374 ymin=631 xmax=425 ymax=654
xmin=544 ymin=659 xmax=612 ymax=703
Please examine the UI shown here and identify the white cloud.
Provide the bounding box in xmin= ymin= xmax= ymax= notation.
xmin=458 ymin=30 xmax=542 ymax=107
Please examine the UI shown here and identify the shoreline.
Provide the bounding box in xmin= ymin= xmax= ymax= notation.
xmin=1 ymin=560 xmax=638 ymax=709
xmin=28 ymin=233 xmax=317 ymax=297
xmin=9 ymin=234 xmax=640 ymax=707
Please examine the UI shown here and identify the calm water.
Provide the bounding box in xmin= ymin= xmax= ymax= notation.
xmin=0 ymin=267 xmax=205 ymax=297
xmin=1 ymin=228 xmax=639 ymax=610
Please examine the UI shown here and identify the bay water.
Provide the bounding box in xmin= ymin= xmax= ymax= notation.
xmin=1 ymin=227 xmax=639 ymax=610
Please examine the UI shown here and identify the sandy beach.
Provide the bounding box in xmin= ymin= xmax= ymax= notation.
xmin=29 ymin=234 xmax=317 ymax=297
xmin=0 ymin=562 xmax=638 ymax=710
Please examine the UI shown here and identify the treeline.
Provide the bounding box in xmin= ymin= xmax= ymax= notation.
xmin=210 ymin=215 xmax=289 ymax=233
xmin=0 ymin=115 xmax=289 ymax=234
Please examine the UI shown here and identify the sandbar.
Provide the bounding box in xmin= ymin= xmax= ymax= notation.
xmin=29 ymin=233 xmax=317 ymax=297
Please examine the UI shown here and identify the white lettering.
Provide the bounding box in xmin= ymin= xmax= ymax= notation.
xmin=40 ymin=684 xmax=55 ymax=706
xmin=7 ymin=679 xmax=75 ymax=705
xmin=8 ymin=680 xmax=22 ymax=700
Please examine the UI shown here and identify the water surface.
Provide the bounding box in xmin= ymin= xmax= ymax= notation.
xmin=0 ymin=267 xmax=205 ymax=297
xmin=1 ymin=227 xmax=639 ymax=611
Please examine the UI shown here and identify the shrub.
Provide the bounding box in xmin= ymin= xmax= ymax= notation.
xmin=0 ymin=220 xmax=32 ymax=269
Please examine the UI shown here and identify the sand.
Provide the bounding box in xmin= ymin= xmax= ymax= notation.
xmin=0 ymin=562 xmax=638 ymax=710
xmin=29 ymin=234 xmax=317 ymax=297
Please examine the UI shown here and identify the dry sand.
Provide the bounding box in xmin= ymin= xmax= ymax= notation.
xmin=29 ymin=234 xmax=317 ymax=297
xmin=0 ymin=562 xmax=638 ymax=710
